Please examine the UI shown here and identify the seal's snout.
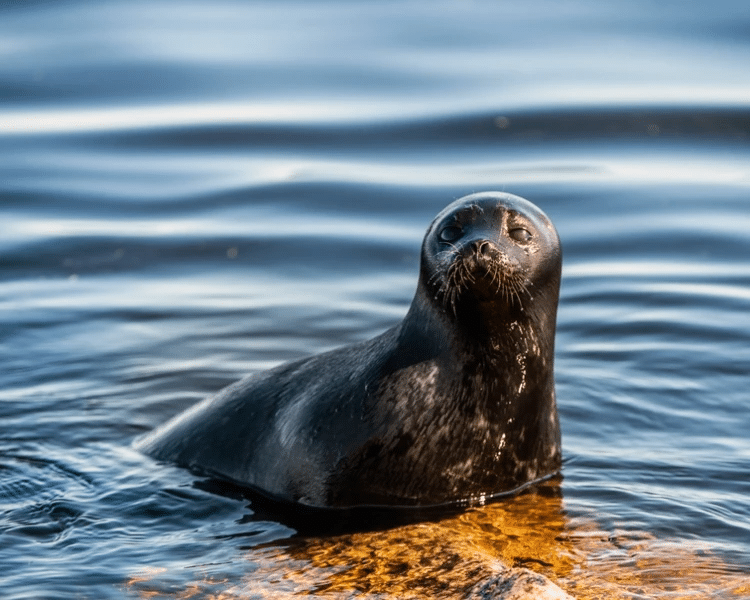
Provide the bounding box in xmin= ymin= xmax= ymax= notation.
xmin=471 ymin=240 xmax=493 ymax=256
xmin=465 ymin=239 xmax=502 ymax=267
xmin=439 ymin=234 xmax=527 ymax=307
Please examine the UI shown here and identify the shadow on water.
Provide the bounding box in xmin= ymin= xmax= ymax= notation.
xmin=194 ymin=478 xmax=465 ymax=538
xmin=192 ymin=475 xmax=567 ymax=539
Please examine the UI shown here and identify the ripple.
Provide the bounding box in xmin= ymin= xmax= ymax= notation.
xmin=3 ymin=0 xmax=750 ymax=597
xmin=0 ymin=453 xmax=96 ymax=542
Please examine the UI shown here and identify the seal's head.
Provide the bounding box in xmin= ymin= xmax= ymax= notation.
xmin=420 ymin=192 xmax=561 ymax=333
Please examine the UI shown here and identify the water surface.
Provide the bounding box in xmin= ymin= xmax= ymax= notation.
xmin=2 ymin=1 xmax=750 ymax=598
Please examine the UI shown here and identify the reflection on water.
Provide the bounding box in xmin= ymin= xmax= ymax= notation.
xmin=124 ymin=482 xmax=749 ymax=599
xmin=2 ymin=0 xmax=750 ymax=598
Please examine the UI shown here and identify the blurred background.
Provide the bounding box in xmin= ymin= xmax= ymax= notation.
xmin=1 ymin=1 xmax=749 ymax=598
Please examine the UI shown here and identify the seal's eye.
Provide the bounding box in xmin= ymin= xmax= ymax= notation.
xmin=509 ymin=228 xmax=532 ymax=242
xmin=439 ymin=225 xmax=463 ymax=243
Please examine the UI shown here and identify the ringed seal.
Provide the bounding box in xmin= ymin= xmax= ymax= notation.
xmin=136 ymin=192 xmax=563 ymax=508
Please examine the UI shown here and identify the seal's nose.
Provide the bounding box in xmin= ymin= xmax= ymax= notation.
xmin=471 ymin=240 xmax=492 ymax=256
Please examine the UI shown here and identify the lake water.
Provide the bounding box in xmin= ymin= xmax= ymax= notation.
xmin=2 ymin=1 xmax=749 ymax=598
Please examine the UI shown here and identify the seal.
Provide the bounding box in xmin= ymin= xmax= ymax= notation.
xmin=136 ymin=192 xmax=562 ymax=508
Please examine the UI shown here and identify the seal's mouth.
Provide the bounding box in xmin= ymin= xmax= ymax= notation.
xmin=434 ymin=240 xmax=527 ymax=313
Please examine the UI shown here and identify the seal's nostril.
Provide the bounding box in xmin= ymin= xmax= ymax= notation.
xmin=472 ymin=240 xmax=491 ymax=255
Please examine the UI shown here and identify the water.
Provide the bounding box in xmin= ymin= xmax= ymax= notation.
xmin=2 ymin=1 xmax=749 ymax=598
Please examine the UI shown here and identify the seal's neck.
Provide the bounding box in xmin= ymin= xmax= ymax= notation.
xmin=400 ymin=280 xmax=557 ymax=364
xmin=388 ymin=280 xmax=561 ymax=493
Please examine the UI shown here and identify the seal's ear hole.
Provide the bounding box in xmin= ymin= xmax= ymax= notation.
xmin=509 ymin=228 xmax=532 ymax=242
xmin=439 ymin=225 xmax=463 ymax=243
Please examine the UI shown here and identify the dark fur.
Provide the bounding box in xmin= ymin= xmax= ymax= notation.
xmin=136 ymin=192 xmax=562 ymax=508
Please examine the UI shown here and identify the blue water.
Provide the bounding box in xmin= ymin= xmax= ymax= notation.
xmin=2 ymin=1 xmax=750 ymax=598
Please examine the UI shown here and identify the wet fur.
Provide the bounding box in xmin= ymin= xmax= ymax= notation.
xmin=137 ymin=192 xmax=563 ymax=509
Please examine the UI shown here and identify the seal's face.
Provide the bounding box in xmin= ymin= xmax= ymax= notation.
xmin=422 ymin=192 xmax=561 ymax=318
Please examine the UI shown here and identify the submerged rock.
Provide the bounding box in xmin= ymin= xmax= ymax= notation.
xmin=470 ymin=567 xmax=574 ymax=599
